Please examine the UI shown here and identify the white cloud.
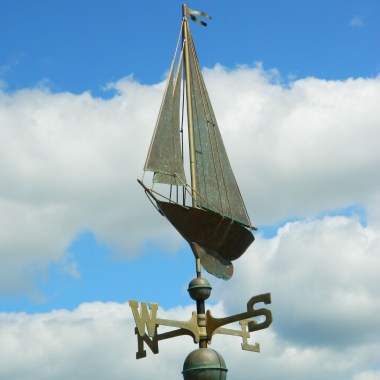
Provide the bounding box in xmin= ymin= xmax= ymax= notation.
xmin=353 ymin=370 xmax=380 ymax=380
xmin=210 ymin=215 xmax=380 ymax=379
xmin=203 ymin=66 xmax=380 ymax=224
xmin=0 ymin=302 xmax=206 ymax=380
xmin=60 ymin=252 xmax=81 ymax=279
xmin=0 ymin=295 xmax=378 ymax=379
xmin=0 ymin=82 xmax=180 ymax=294
xmin=350 ymin=16 xmax=364 ymax=28
xmin=0 ymin=66 xmax=379 ymax=299
xmin=216 ymin=215 xmax=380 ymax=338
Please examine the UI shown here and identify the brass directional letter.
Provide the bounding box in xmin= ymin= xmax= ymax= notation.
xmin=240 ymin=320 xmax=260 ymax=352
xmin=129 ymin=300 xmax=158 ymax=337
xmin=135 ymin=327 xmax=159 ymax=359
xmin=246 ymin=293 xmax=273 ymax=332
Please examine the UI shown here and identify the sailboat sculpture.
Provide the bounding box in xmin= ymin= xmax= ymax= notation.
xmin=139 ymin=4 xmax=256 ymax=280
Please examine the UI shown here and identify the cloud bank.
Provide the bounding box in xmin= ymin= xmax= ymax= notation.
xmin=1 ymin=65 xmax=379 ymax=293
xmin=1 ymin=65 xmax=379 ymax=378
xmin=2 ymin=216 xmax=376 ymax=380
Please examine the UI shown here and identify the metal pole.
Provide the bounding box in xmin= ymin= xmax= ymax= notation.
xmin=182 ymin=4 xmax=198 ymax=207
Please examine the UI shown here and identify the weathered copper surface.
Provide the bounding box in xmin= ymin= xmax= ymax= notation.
xmin=144 ymin=52 xmax=186 ymax=186
xmin=183 ymin=348 xmax=227 ymax=380
xmin=139 ymin=2 xmax=257 ymax=284
xmin=157 ymin=201 xmax=254 ymax=262
xmin=141 ymin=7 xmax=252 ymax=229
xmin=188 ymin=277 xmax=212 ymax=301
xmin=186 ymin=23 xmax=251 ymax=227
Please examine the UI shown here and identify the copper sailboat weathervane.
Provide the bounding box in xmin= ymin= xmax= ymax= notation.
xmin=131 ymin=4 xmax=272 ymax=379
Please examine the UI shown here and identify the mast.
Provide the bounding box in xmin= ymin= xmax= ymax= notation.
xmin=182 ymin=4 xmax=198 ymax=208
xmin=183 ymin=6 xmax=205 ymax=338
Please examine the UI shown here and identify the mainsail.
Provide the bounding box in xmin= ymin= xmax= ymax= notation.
xmin=140 ymin=5 xmax=255 ymax=280
xmin=186 ymin=25 xmax=250 ymax=227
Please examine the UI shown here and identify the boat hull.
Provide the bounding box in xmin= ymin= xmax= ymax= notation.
xmin=157 ymin=201 xmax=254 ymax=262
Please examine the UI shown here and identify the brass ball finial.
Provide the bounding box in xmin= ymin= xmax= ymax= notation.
xmin=187 ymin=277 xmax=212 ymax=301
xmin=183 ymin=348 xmax=228 ymax=380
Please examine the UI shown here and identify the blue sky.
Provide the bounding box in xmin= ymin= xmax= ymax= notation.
xmin=1 ymin=1 xmax=380 ymax=379
xmin=1 ymin=0 xmax=378 ymax=94
xmin=1 ymin=0 xmax=376 ymax=314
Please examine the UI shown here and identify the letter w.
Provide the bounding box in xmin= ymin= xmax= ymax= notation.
xmin=129 ymin=300 xmax=158 ymax=337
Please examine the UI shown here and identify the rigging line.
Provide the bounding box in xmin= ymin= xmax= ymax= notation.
xmin=208 ymin=120 xmax=228 ymax=215
xmin=211 ymin=121 xmax=252 ymax=225
xmin=188 ymin=30 xmax=251 ymax=226
xmin=184 ymin=184 xmax=219 ymax=214
xmin=189 ymin=62 xmax=207 ymax=209
xmin=174 ymin=173 xmax=219 ymax=214
xmin=234 ymin=177 xmax=253 ymax=228
xmin=144 ymin=190 xmax=162 ymax=214
xmin=205 ymin=108 xmax=233 ymax=218
xmin=195 ymin=76 xmax=232 ymax=218
xmin=186 ymin=28 xmax=211 ymax=210
xmin=189 ymin=31 xmax=226 ymax=215
xmin=179 ymin=41 xmax=186 ymax=148
xmin=183 ymin=19 xmax=200 ymax=208
xmin=207 ymin=101 xmax=252 ymax=225
xmin=172 ymin=47 xmax=185 ymax=187
xmin=182 ymin=21 xmax=198 ymax=206
xmin=180 ymin=40 xmax=187 ymax=206
xmin=145 ymin=174 xmax=217 ymax=214
xmin=211 ymin=118 xmax=251 ymax=226
xmin=174 ymin=20 xmax=185 ymax=69
xmin=189 ymin=31 xmax=250 ymax=226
